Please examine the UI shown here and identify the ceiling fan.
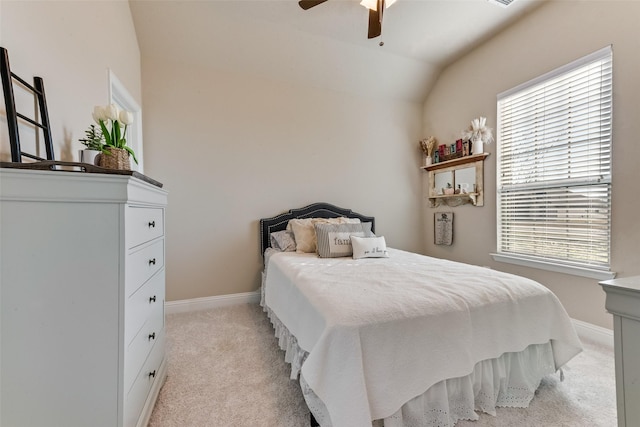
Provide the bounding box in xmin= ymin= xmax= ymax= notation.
xmin=298 ymin=0 xmax=397 ymax=40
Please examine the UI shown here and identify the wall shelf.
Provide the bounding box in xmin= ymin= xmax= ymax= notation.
xmin=429 ymin=192 xmax=480 ymax=207
xmin=421 ymin=153 xmax=489 ymax=172
xmin=422 ymin=153 xmax=489 ymax=208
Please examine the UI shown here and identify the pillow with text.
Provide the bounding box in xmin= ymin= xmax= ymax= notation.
xmin=350 ymin=235 xmax=389 ymax=259
xmin=315 ymin=222 xmax=374 ymax=258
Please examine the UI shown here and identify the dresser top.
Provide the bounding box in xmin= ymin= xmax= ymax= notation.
xmin=0 ymin=161 xmax=162 ymax=188
xmin=600 ymin=276 xmax=640 ymax=293
xmin=1 ymin=168 xmax=167 ymax=206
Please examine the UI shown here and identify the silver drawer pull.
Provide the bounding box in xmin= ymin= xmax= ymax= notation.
xmin=148 ymin=258 xmax=156 ymax=266
xmin=148 ymin=370 xmax=156 ymax=379
xmin=148 ymin=220 xmax=155 ymax=228
xmin=149 ymin=295 xmax=157 ymax=303
xmin=149 ymin=332 xmax=156 ymax=341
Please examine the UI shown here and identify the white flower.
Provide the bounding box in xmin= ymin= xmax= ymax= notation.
xmin=92 ymin=105 xmax=107 ymax=123
xmin=85 ymin=104 xmax=138 ymax=164
xmin=119 ymin=110 xmax=133 ymax=125
xmin=103 ymin=104 xmax=119 ymax=121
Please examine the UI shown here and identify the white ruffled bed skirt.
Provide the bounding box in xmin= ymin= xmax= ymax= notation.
xmin=261 ymin=284 xmax=558 ymax=427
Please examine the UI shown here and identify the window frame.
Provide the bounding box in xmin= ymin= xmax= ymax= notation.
xmin=108 ymin=69 xmax=144 ymax=173
xmin=491 ymin=46 xmax=615 ymax=280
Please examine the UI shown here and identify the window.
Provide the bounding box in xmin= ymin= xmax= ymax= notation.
xmin=493 ymin=46 xmax=613 ymax=280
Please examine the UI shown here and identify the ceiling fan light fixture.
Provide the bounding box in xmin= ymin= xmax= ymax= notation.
xmin=360 ymin=0 xmax=377 ymax=11
xmin=360 ymin=0 xmax=396 ymax=11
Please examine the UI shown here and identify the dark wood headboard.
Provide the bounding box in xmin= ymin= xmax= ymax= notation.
xmin=259 ymin=202 xmax=375 ymax=255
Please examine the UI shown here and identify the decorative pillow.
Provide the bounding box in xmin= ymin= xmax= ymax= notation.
xmin=315 ymin=222 xmax=374 ymax=258
xmin=350 ymin=235 xmax=389 ymax=259
xmin=340 ymin=217 xmax=362 ymax=224
xmin=287 ymin=217 xmax=361 ymax=253
xmin=270 ymin=230 xmax=296 ymax=252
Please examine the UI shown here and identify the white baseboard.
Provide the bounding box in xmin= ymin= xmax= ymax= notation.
xmin=572 ymin=318 xmax=613 ymax=349
xmin=165 ymin=291 xmax=260 ymax=315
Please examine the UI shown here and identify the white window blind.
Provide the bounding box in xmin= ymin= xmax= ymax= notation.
xmin=496 ymin=46 xmax=612 ymax=275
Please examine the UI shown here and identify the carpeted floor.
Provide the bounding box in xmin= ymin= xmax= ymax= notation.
xmin=148 ymin=304 xmax=616 ymax=427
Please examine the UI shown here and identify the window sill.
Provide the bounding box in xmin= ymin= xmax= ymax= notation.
xmin=490 ymin=253 xmax=616 ymax=280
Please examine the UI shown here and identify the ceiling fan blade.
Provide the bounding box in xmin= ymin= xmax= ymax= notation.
xmin=298 ymin=0 xmax=329 ymax=10
xmin=367 ymin=8 xmax=382 ymax=39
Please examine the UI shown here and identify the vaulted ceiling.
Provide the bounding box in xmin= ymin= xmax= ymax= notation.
xmin=130 ymin=0 xmax=545 ymax=102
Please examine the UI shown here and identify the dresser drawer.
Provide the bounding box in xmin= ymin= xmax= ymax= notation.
xmin=125 ymin=270 xmax=164 ymax=347
xmin=126 ymin=206 xmax=164 ymax=249
xmin=125 ymin=306 xmax=165 ymax=394
xmin=124 ymin=334 xmax=165 ymax=427
xmin=126 ymin=239 xmax=164 ymax=297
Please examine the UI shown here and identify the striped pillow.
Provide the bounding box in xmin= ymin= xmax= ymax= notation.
xmin=315 ymin=222 xmax=374 ymax=258
xmin=287 ymin=217 xmax=361 ymax=253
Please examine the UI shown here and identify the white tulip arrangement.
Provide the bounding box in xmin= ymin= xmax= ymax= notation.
xmin=92 ymin=104 xmax=138 ymax=164
xmin=461 ymin=116 xmax=494 ymax=145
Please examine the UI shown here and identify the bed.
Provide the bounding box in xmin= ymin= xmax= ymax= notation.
xmin=259 ymin=203 xmax=583 ymax=427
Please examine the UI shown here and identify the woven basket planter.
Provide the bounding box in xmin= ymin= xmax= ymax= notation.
xmin=97 ymin=147 xmax=131 ymax=170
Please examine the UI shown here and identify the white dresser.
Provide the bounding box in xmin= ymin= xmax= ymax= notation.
xmin=600 ymin=276 xmax=640 ymax=427
xmin=0 ymin=168 xmax=168 ymax=427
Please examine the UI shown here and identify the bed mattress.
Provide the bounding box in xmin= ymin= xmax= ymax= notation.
xmin=263 ymin=248 xmax=583 ymax=427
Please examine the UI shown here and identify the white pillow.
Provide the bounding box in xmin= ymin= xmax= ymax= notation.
xmin=350 ymin=235 xmax=389 ymax=259
xmin=340 ymin=217 xmax=362 ymax=224
xmin=315 ymin=222 xmax=374 ymax=258
xmin=287 ymin=217 xmax=361 ymax=253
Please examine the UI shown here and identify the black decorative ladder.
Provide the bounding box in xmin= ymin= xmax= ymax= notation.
xmin=1 ymin=46 xmax=55 ymax=162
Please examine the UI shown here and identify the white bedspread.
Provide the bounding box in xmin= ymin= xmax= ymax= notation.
xmin=264 ymin=248 xmax=583 ymax=427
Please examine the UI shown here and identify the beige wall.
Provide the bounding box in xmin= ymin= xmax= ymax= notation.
xmin=0 ymin=0 xmax=141 ymax=162
xmin=0 ymin=0 xmax=422 ymax=306
xmin=141 ymin=56 xmax=424 ymax=301
xmin=423 ymin=0 xmax=640 ymax=329
xmin=3 ymin=0 xmax=633 ymax=330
